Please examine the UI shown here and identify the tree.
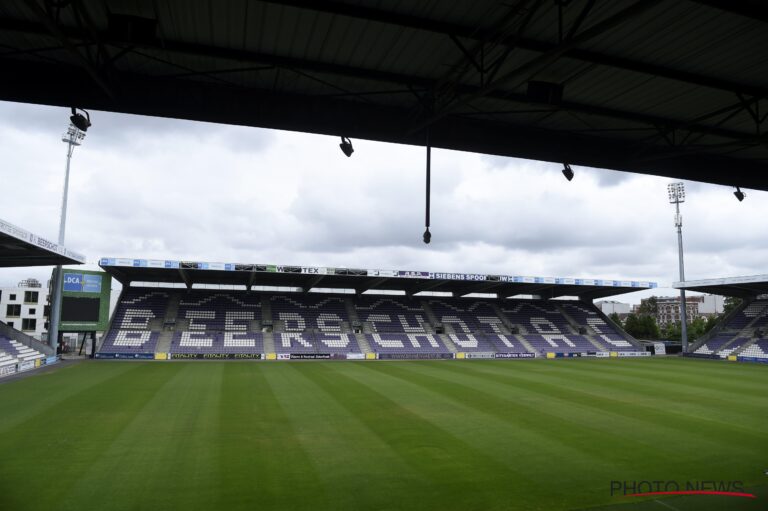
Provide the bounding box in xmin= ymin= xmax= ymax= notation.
xmin=723 ymin=296 xmax=742 ymax=317
xmin=638 ymin=296 xmax=659 ymax=316
xmin=623 ymin=313 xmax=660 ymax=340
xmin=609 ymin=312 xmax=622 ymax=326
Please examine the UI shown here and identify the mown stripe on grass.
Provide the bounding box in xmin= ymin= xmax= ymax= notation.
xmin=297 ymin=361 xmax=550 ymax=511
xmin=0 ymin=362 xmax=183 ymax=511
xmin=213 ymin=362 xmax=330 ymax=511
xmin=57 ymin=362 xmax=225 ymax=511
xmin=428 ymin=361 xmax=767 ymax=457
xmin=271 ymin=363 xmax=422 ymax=511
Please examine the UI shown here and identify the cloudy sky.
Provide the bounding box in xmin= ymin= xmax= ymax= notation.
xmin=1 ymin=100 xmax=765 ymax=303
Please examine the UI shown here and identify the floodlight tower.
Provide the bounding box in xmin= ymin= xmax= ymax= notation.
xmin=48 ymin=122 xmax=86 ymax=350
xmin=667 ymin=182 xmax=688 ymax=352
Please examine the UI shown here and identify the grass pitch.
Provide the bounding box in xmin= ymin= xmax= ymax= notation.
xmin=0 ymin=358 xmax=765 ymax=511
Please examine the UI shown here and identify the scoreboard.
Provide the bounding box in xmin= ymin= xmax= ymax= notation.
xmin=58 ymin=269 xmax=112 ymax=332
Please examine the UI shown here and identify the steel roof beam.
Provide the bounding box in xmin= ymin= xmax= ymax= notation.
xmin=258 ymin=0 xmax=767 ymax=97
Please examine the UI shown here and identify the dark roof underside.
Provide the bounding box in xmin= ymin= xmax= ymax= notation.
xmin=102 ymin=265 xmax=651 ymax=301
xmin=0 ymin=229 xmax=85 ymax=267
xmin=674 ymin=276 xmax=768 ymax=298
xmin=1 ymin=1 xmax=767 ymax=189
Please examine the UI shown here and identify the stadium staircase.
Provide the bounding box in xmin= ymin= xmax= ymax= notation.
xmin=491 ymin=303 xmax=528 ymax=334
xmin=419 ymin=301 xmax=441 ymax=332
xmin=554 ymin=304 xmax=584 ymax=335
xmin=0 ymin=319 xmax=54 ymax=356
xmin=154 ymin=293 xmax=181 ymax=354
xmin=353 ymin=333 xmax=373 ymax=354
xmin=512 ymin=334 xmax=538 ymax=354
xmin=262 ymin=332 xmax=276 ymax=353
xmin=420 ymin=301 xmax=457 ymax=352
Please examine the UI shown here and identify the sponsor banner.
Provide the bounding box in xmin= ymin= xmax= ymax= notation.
xmin=170 ymin=353 xmax=262 ymax=359
xmin=346 ymin=353 xmax=365 ymax=360
xmin=610 ymin=351 xmax=618 ymax=357
xmin=546 ymin=352 xmax=556 ymax=359
xmin=18 ymin=360 xmax=36 ymax=371
xmin=290 ymin=353 xmax=330 ymax=360
xmin=265 ymin=353 xmax=277 ymax=360
xmin=467 ymin=352 xmax=496 ymax=359
xmin=95 ymin=353 xmax=155 ymax=360
xmin=397 ymin=270 xmax=429 ymax=278
xmin=46 ymin=355 xmax=59 ymax=365
xmin=429 ymin=272 xmax=486 ymax=281
xmin=736 ymin=356 xmax=768 ymax=364
xmin=557 ymin=352 xmax=594 ymax=358
xmin=34 ymin=359 xmax=42 ymax=368
xmin=727 ymin=355 xmax=738 ymax=361
xmin=495 ymin=352 xmax=536 ymax=359
xmin=0 ymin=364 xmax=17 ymax=377
xmin=330 ymin=354 xmax=347 ymax=360
xmin=378 ymin=353 xmax=454 ymax=360
xmin=456 ymin=352 xmax=466 ymax=359
xmin=154 ymin=353 xmax=168 ymax=360
xmin=617 ymin=351 xmax=651 ymax=357
xmin=365 ymin=353 xmax=377 ymax=360
xmin=653 ymin=342 xmax=667 ymax=355
xmin=595 ymin=352 xmax=610 ymax=358
xmin=276 ymin=353 xmax=291 ymax=360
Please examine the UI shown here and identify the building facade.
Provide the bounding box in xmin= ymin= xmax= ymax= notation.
xmin=0 ymin=279 xmax=49 ymax=340
xmin=650 ymin=295 xmax=724 ymax=326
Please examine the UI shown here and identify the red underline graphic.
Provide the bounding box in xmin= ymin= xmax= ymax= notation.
xmin=626 ymin=491 xmax=756 ymax=499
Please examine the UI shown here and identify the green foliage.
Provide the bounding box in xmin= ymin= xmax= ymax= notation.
xmin=608 ymin=312 xmax=622 ymax=326
xmin=723 ymin=296 xmax=743 ymax=316
xmin=623 ymin=313 xmax=660 ymax=339
xmin=637 ymin=296 xmax=659 ymax=316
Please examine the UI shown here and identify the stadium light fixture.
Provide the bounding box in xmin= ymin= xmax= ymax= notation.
xmin=69 ymin=107 xmax=91 ymax=132
xmin=562 ymin=163 xmax=574 ymax=181
xmin=49 ymin=113 xmax=89 ymax=352
xmin=734 ymin=187 xmax=745 ymax=202
xmin=666 ymin=181 xmax=688 ymax=353
xmin=339 ymin=136 xmax=354 ymax=157
xmin=423 ymin=133 xmax=432 ymax=244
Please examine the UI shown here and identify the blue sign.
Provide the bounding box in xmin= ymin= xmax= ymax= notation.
xmin=82 ymin=274 xmax=102 ymax=293
xmin=63 ymin=273 xmax=83 ymax=291
xmin=63 ymin=272 xmax=102 ymax=293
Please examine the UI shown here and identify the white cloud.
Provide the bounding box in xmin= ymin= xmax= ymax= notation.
xmin=1 ymin=100 xmax=766 ymax=304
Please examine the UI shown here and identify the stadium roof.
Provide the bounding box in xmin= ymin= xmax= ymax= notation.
xmin=673 ymin=275 xmax=768 ymax=298
xmin=1 ymin=1 xmax=767 ymax=189
xmin=100 ymin=257 xmax=656 ymax=300
xmin=0 ymin=217 xmax=85 ymax=267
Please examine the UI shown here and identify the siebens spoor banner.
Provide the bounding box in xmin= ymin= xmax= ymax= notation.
xmin=170 ymin=353 xmax=263 ymax=360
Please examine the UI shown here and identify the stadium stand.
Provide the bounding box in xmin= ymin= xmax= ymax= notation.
xmin=739 ymin=339 xmax=768 ymax=360
xmin=172 ymin=291 xmax=263 ymax=355
xmin=98 ymin=287 xmax=646 ymax=359
xmin=560 ymin=302 xmax=638 ymax=351
xmin=689 ymin=299 xmax=768 ymax=358
xmin=99 ymin=288 xmax=168 ymax=354
xmin=0 ymin=335 xmax=45 ymax=365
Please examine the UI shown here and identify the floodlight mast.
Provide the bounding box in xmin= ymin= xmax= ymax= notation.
xmin=48 ymin=124 xmax=86 ymax=351
xmin=667 ymin=182 xmax=688 ymax=352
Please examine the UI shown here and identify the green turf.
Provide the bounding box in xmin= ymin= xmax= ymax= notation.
xmin=0 ymin=358 xmax=765 ymax=511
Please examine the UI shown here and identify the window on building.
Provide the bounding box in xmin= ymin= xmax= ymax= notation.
xmin=28 ymin=308 xmax=36 ymax=315
xmin=9 ymin=293 xmax=16 ymax=301
xmin=44 ymin=305 xmax=51 ymax=318
xmin=22 ymin=318 xmax=37 ymax=331
xmin=6 ymin=304 xmax=21 ymax=317
xmin=24 ymin=291 xmax=39 ymax=303
xmin=7 ymin=321 xmax=14 ymax=328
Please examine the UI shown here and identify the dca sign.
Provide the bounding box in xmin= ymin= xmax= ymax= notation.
xmin=63 ymin=272 xmax=102 ymax=293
